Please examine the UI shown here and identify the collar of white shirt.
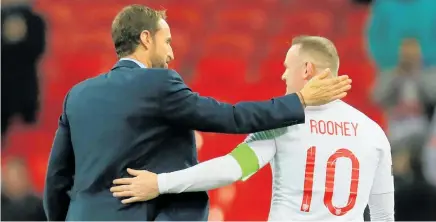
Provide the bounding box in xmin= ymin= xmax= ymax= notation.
xmin=119 ymin=58 xmax=147 ymax=68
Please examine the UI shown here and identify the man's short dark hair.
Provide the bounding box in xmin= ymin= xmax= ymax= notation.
xmin=111 ymin=5 xmax=166 ymax=58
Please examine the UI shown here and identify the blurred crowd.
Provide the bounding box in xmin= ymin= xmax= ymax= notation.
xmin=1 ymin=0 xmax=436 ymax=221
xmin=2 ymin=0 xmax=46 ymax=220
xmin=372 ymin=38 xmax=436 ymax=220
xmin=1 ymin=0 xmax=45 ymax=139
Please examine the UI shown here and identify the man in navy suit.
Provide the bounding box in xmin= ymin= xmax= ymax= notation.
xmin=43 ymin=5 xmax=351 ymax=221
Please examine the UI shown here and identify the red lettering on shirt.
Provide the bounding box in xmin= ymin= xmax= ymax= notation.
xmin=309 ymin=120 xmax=359 ymax=136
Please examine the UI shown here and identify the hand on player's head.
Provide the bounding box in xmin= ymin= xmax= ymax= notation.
xmin=299 ymin=68 xmax=352 ymax=106
xmin=110 ymin=168 xmax=159 ymax=204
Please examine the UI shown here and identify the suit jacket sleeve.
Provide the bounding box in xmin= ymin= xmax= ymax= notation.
xmin=159 ymin=70 xmax=305 ymax=133
xmin=43 ymin=92 xmax=75 ymax=221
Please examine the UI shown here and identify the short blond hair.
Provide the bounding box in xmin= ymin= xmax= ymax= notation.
xmin=292 ymin=35 xmax=340 ymax=75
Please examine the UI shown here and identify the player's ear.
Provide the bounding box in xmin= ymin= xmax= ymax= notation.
xmin=303 ymin=62 xmax=314 ymax=80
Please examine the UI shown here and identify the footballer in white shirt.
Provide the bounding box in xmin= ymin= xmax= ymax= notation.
xmin=111 ymin=35 xmax=395 ymax=221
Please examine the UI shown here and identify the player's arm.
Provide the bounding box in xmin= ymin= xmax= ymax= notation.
xmin=157 ymin=128 xmax=286 ymax=194
xmin=110 ymin=128 xmax=286 ymax=203
xmin=159 ymin=69 xmax=304 ymax=134
xmin=422 ymin=115 xmax=436 ymax=187
xmin=368 ymin=128 xmax=395 ymax=221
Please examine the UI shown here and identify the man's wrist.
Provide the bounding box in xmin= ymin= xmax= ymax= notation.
xmin=157 ymin=173 xmax=168 ymax=194
xmin=296 ymin=91 xmax=306 ymax=108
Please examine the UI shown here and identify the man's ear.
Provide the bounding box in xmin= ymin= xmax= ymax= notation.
xmin=139 ymin=30 xmax=152 ymax=50
xmin=303 ymin=62 xmax=314 ymax=80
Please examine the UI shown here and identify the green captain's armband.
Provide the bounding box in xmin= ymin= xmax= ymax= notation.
xmin=230 ymin=143 xmax=259 ymax=181
xmin=230 ymin=127 xmax=288 ymax=181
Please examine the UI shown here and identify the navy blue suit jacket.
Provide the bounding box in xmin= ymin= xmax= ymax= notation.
xmin=43 ymin=60 xmax=305 ymax=221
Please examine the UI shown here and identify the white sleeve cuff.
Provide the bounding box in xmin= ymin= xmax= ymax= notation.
xmin=368 ymin=192 xmax=395 ymax=221
xmin=157 ymin=172 xmax=169 ymax=194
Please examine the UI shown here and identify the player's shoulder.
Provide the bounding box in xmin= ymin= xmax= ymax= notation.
xmin=337 ymin=100 xmax=371 ymax=119
xmin=337 ymin=101 xmax=381 ymax=127
xmin=245 ymin=127 xmax=288 ymax=143
xmin=337 ymin=101 xmax=389 ymax=145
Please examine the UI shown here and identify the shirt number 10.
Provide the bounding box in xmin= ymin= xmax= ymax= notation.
xmin=300 ymin=146 xmax=360 ymax=216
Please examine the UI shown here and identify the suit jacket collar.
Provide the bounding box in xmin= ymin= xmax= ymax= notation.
xmin=111 ymin=60 xmax=144 ymax=70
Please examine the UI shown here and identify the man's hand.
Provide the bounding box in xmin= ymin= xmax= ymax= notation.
xmin=299 ymin=69 xmax=352 ymax=106
xmin=110 ymin=168 xmax=159 ymax=204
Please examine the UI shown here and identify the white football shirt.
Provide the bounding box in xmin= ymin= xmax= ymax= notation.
xmin=245 ymin=100 xmax=394 ymax=221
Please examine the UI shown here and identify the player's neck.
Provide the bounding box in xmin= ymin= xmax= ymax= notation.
xmin=306 ymin=99 xmax=341 ymax=111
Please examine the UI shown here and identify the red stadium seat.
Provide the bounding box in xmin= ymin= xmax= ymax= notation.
xmin=170 ymin=27 xmax=191 ymax=59
xmin=335 ymin=35 xmax=368 ymax=62
xmin=267 ymin=35 xmax=292 ymax=57
xmin=193 ymin=57 xmax=248 ymax=83
xmin=165 ymin=8 xmax=203 ymax=32
xmin=214 ymin=9 xmax=268 ymax=34
xmin=28 ymin=153 xmax=50 ymax=193
xmin=238 ymin=58 xmax=286 ymax=101
xmin=70 ymin=2 xmax=120 ymax=29
xmin=339 ymin=61 xmax=375 ymax=101
xmin=191 ymin=57 xmax=248 ymax=92
xmin=218 ymin=0 xmax=278 ymax=12
xmin=280 ymin=10 xmax=334 ymax=37
xmin=168 ymin=59 xmax=182 ymax=71
xmin=260 ymin=58 xmax=285 ymax=84
xmin=57 ymin=53 xmax=103 ymax=82
xmin=286 ymin=0 xmax=350 ymax=11
xmin=345 ymin=8 xmax=369 ymax=35
xmin=203 ymin=33 xmax=255 ymax=59
xmin=163 ymin=0 xmax=215 ymax=11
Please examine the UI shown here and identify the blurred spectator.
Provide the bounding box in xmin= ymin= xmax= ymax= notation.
xmin=372 ymin=39 xmax=436 ymax=168
xmin=1 ymin=157 xmax=46 ymax=221
xmin=1 ymin=0 xmax=46 ymax=140
xmin=373 ymin=37 xmax=436 ymax=220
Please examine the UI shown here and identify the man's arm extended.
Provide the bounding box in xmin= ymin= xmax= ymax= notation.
xmin=160 ymin=69 xmax=350 ymax=133
xmin=43 ymin=93 xmax=75 ymax=221
xmin=110 ymin=129 xmax=286 ymax=203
